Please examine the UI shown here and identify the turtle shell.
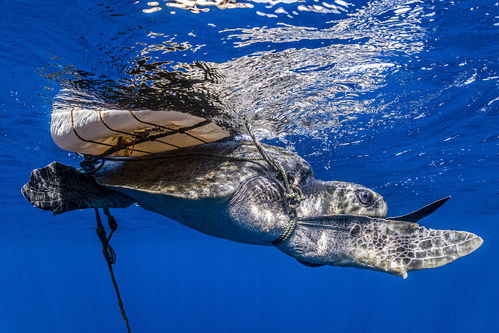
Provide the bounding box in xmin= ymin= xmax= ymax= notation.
xmin=95 ymin=140 xmax=313 ymax=200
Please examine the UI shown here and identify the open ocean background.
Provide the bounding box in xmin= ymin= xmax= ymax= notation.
xmin=0 ymin=0 xmax=497 ymax=332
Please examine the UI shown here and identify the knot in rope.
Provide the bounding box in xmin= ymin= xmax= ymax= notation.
xmin=244 ymin=122 xmax=304 ymax=214
xmin=79 ymin=155 xmax=105 ymax=174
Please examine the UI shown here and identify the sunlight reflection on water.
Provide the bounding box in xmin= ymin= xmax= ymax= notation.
xmin=52 ymin=0 xmax=431 ymax=155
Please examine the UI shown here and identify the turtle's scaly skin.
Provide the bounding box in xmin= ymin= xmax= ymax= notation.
xmin=21 ymin=140 xmax=482 ymax=277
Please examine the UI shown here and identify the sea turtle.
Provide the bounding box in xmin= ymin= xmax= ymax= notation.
xmin=22 ymin=140 xmax=482 ymax=278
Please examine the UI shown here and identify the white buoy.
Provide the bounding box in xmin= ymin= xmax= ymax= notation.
xmin=51 ymin=90 xmax=230 ymax=157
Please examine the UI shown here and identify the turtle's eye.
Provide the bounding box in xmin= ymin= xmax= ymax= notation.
xmin=356 ymin=189 xmax=374 ymax=206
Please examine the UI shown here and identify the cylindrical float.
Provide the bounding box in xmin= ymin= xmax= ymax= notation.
xmin=51 ymin=90 xmax=230 ymax=157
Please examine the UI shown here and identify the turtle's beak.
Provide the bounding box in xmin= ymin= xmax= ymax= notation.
xmin=373 ymin=196 xmax=387 ymax=217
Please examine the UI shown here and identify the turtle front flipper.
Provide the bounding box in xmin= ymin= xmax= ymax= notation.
xmin=277 ymin=215 xmax=482 ymax=278
xmin=22 ymin=162 xmax=135 ymax=214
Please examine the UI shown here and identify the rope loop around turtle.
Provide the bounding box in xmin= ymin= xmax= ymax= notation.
xmin=81 ymin=122 xmax=302 ymax=248
xmin=244 ymin=122 xmax=304 ymax=245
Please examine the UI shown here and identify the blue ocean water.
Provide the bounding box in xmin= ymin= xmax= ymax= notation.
xmin=0 ymin=0 xmax=498 ymax=332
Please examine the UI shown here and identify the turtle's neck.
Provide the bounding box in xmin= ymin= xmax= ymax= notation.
xmin=295 ymin=179 xmax=333 ymax=218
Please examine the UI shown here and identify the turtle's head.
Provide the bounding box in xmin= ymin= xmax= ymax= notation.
xmin=303 ymin=181 xmax=387 ymax=218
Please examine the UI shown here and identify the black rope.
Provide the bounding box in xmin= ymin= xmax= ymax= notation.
xmin=95 ymin=208 xmax=132 ymax=333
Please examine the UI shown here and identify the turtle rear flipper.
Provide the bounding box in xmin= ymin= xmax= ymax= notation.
xmin=22 ymin=162 xmax=135 ymax=214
